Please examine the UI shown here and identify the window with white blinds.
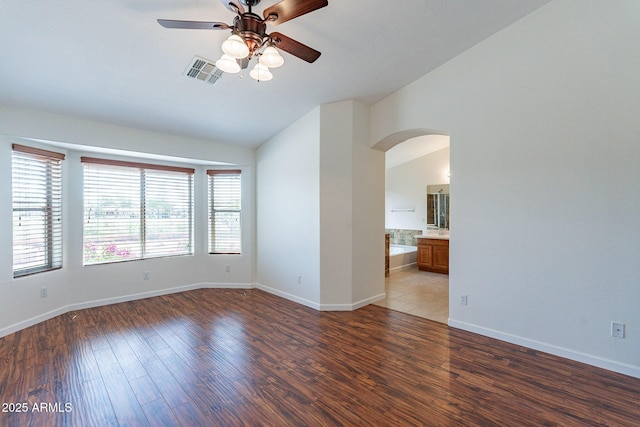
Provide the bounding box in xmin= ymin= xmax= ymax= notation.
xmin=12 ymin=144 xmax=65 ymax=277
xmin=83 ymin=157 xmax=194 ymax=265
xmin=208 ymin=170 xmax=242 ymax=254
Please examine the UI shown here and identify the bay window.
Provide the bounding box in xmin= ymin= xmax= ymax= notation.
xmin=83 ymin=157 xmax=194 ymax=265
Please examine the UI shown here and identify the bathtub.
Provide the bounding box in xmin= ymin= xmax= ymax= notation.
xmin=389 ymin=244 xmax=417 ymax=273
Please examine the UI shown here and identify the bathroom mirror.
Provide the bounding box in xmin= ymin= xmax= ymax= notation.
xmin=426 ymin=184 xmax=450 ymax=230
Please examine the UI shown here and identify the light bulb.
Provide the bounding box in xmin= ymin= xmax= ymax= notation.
xmin=259 ymin=46 xmax=284 ymax=68
xmin=250 ymin=63 xmax=273 ymax=81
xmin=215 ymin=54 xmax=240 ymax=73
xmin=222 ymin=34 xmax=249 ymax=59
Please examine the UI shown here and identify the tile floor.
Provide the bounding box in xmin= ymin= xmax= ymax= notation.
xmin=374 ymin=267 xmax=449 ymax=324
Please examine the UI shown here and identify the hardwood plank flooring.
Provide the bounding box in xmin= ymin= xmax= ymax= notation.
xmin=0 ymin=288 xmax=638 ymax=426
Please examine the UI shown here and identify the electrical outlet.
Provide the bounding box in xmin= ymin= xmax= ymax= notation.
xmin=460 ymin=295 xmax=468 ymax=305
xmin=225 ymin=265 xmax=231 ymax=273
xmin=611 ymin=322 xmax=625 ymax=338
xmin=143 ymin=272 xmax=150 ymax=280
xmin=40 ymin=287 xmax=47 ymax=298
xmin=297 ymin=275 xmax=302 ymax=285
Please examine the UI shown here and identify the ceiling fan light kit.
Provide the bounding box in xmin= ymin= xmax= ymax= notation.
xmin=221 ymin=34 xmax=250 ymax=59
xmin=259 ymin=45 xmax=284 ymax=68
xmin=215 ymin=53 xmax=242 ymax=73
xmin=158 ymin=0 xmax=327 ymax=82
xmin=250 ymin=62 xmax=273 ymax=81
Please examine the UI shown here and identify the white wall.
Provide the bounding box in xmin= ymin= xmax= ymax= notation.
xmin=386 ymin=147 xmax=450 ymax=232
xmin=0 ymin=105 xmax=255 ymax=336
xmin=319 ymin=103 xmax=354 ymax=305
xmin=350 ymin=101 xmax=385 ymax=304
xmin=256 ymin=100 xmax=385 ymax=309
xmin=371 ymin=0 xmax=640 ymax=377
xmin=319 ymin=101 xmax=385 ymax=307
xmin=255 ymin=107 xmax=322 ymax=306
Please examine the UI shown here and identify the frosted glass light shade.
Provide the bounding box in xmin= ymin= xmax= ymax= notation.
xmin=259 ymin=46 xmax=284 ymax=68
xmin=250 ymin=63 xmax=273 ymax=81
xmin=215 ymin=54 xmax=240 ymax=73
xmin=222 ymin=34 xmax=249 ymax=59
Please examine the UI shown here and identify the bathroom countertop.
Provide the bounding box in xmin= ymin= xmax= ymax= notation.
xmin=417 ymin=233 xmax=450 ymax=240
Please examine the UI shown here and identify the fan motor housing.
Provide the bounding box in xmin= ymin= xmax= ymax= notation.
xmin=233 ymin=13 xmax=267 ymax=56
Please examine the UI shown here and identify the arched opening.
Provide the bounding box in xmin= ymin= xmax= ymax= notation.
xmin=372 ymin=129 xmax=451 ymax=324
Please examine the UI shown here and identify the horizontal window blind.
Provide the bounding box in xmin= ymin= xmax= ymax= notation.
xmin=208 ymin=170 xmax=241 ymax=254
xmin=12 ymin=144 xmax=65 ymax=277
xmin=83 ymin=157 xmax=194 ymax=265
xmin=83 ymin=162 xmax=142 ymax=263
xmin=144 ymin=169 xmax=194 ymax=258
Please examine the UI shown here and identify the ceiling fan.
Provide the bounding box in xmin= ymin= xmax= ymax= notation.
xmin=158 ymin=0 xmax=328 ymax=81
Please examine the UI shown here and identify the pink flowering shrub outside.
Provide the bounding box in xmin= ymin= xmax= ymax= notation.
xmin=84 ymin=242 xmax=133 ymax=263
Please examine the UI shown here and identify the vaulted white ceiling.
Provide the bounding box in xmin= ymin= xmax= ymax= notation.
xmin=0 ymin=0 xmax=549 ymax=149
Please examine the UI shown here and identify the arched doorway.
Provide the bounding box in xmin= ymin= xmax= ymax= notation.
xmin=372 ymin=129 xmax=451 ymax=323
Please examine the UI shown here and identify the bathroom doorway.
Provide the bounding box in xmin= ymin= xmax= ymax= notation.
xmin=374 ymin=133 xmax=450 ymax=324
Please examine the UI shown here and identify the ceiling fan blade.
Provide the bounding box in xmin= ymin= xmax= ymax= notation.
xmin=220 ymin=0 xmax=245 ymax=14
xmin=269 ymin=32 xmax=321 ymax=63
xmin=157 ymin=19 xmax=230 ymax=30
xmin=263 ymin=0 xmax=328 ymax=25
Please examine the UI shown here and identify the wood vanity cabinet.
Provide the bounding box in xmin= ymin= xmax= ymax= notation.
xmin=417 ymin=238 xmax=449 ymax=274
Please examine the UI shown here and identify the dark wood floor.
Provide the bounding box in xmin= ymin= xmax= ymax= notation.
xmin=0 ymin=289 xmax=638 ymax=426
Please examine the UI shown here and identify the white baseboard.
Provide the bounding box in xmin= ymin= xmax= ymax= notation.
xmin=202 ymin=282 xmax=255 ymax=290
xmin=69 ymin=282 xmax=205 ymax=312
xmin=448 ymin=319 xmax=640 ymax=379
xmin=350 ymin=293 xmax=386 ymax=310
xmin=318 ymin=303 xmax=354 ymax=311
xmin=254 ymin=283 xmax=386 ymax=311
xmin=254 ymin=282 xmax=320 ymax=310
